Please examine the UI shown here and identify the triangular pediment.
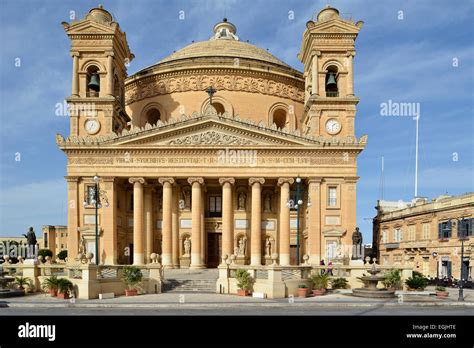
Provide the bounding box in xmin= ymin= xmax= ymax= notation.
xmin=65 ymin=20 xmax=115 ymax=35
xmin=311 ymin=19 xmax=360 ymax=35
xmin=109 ymin=116 xmax=310 ymax=147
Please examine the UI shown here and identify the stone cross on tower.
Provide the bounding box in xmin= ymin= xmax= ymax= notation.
xmin=206 ymin=86 xmax=217 ymax=105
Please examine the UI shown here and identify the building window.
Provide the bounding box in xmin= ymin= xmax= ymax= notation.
xmin=86 ymin=185 xmax=97 ymax=205
xmin=145 ymin=108 xmax=161 ymax=126
xmin=422 ymin=223 xmax=430 ymax=240
xmin=394 ymin=228 xmax=402 ymax=242
xmin=458 ymin=218 xmax=473 ymax=238
xmin=44 ymin=233 xmax=48 ymax=248
xmin=211 ymin=102 xmax=225 ymax=114
xmin=61 ymin=233 xmax=63 ymax=238
xmin=382 ymin=230 xmax=388 ymax=244
xmin=438 ymin=221 xmax=452 ymax=239
xmin=273 ymin=108 xmax=287 ymax=129
xmin=408 ymin=225 xmax=416 ymax=241
xmin=328 ymin=187 xmax=337 ymax=207
xmin=61 ymin=244 xmax=64 ymax=249
xmin=325 ymin=65 xmax=338 ymax=97
xmin=208 ymin=195 xmax=222 ymax=218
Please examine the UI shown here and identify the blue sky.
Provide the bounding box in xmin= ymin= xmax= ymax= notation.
xmin=0 ymin=0 xmax=473 ymax=243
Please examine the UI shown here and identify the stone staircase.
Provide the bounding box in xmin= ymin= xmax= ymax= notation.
xmin=162 ymin=268 xmax=218 ymax=293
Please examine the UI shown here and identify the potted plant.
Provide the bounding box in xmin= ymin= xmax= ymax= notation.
xmin=41 ymin=275 xmax=59 ymax=297
xmin=311 ymin=273 xmax=330 ymax=296
xmin=14 ymin=276 xmax=33 ymax=293
xmin=297 ymin=284 xmax=308 ymax=297
xmin=382 ymin=268 xmax=402 ymax=290
xmin=57 ymin=278 xmax=74 ymax=299
xmin=435 ymin=286 xmax=449 ymax=298
xmin=235 ymin=269 xmax=253 ymax=296
xmin=405 ymin=275 xmax=428 ymax=291
xmin=122 ymin=266 xmax=143 ymax=296
xmin=330 ymin=277 xmax=349 ymax=290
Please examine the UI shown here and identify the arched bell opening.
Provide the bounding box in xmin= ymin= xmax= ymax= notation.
xmin=325 ymin=65 xmax=338 ymax=97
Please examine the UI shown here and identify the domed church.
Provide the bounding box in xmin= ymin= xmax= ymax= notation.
xmin=57 ymin=5 xmax=367 ymax=268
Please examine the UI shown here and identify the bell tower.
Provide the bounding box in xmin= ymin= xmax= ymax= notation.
xmin=62 ymin=5 xmax=134 ymax=136
xmin=298 ymin=6 xmax=364 ymax=137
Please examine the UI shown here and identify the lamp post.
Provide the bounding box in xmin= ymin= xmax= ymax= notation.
xmin=286 ymin=177 xmax=311 ymax=265
xmin=83 ymin=175 xmax=109 ymax=265
xmin=458 ymin=217 xmax=468 ymax=302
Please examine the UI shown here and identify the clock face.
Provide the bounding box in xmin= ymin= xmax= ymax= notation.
xmin=325 ymin=119 xmax=341 ymax=134
xmin=84 ymin=119 xmax=100 ymax=135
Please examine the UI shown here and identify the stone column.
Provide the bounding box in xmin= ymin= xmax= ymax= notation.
xmin=129 ymin=177 xmax=145 ymax=265
xmin=307 ymin=178 xmax=322 ymax=264
xmin=249 ymin=178 xmax=265 ymax=265
xmin=171 ymin=185 xmax=179 ymax=268
xmin=107 ymin=53 xmax=114 ymax=96
xmin=71 ymin=53 xmax=79 ymax=97
xmin=278 ymin=178 xmax=294 ymax=266
xmin=219 ymin=178 xmax=235 ymax=258
xmin=311 ymin=51 xmax=320 ymax=95
xmin=188 ymin=177 xmax=205 ymax=268
xmin=201 ymin=190 xmax=206 ymax=266
xmin=66 ymin=176 xmax=79 ymax=261
xmin=144 ymin=186 xmax=153 ymax=264
xmin=159 ymin=177 xmax=174 ymax=268
xmin=101 ymin=177 xmax=117 ymax=265
xmin=346 ymin=51 xmax=354 ymax=96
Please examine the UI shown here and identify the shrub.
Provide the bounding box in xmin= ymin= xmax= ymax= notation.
xmin=436 ymin=286 xmax=446 ymax=292
xmin=311 ymin=273 xmax=330 ymax=290
xmin=298 ymin=284 xmax=308 ymax=289
xmin=382 ymin=268 xmax=402 ymax=289
xmin=405 ymin=276 xmax=428 ymax=290
xmin=14 ymin=276 xmax=33 ymax=290
xmin=57 ymin=278 xmax=74 ymax=295
xmin=38 ymin=249 xmax=53 ymax=262
xmin=57 ymin=250 xmax=68 ymax=261
xmin=122 ymin=266 xmax=143 ymax=290
xmin=235 ymin=269 xmax=254 ymax=291
xmin=331 ymin=277 xmax=349 ymax=289
xmin=41 ymin=275 xmax=59 ymax=292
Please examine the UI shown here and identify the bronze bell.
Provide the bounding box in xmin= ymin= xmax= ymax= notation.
xmin=88 ymin=73 xmax=100 ymax=92
xmin=326 ymin=72 xmax=337 ymax=87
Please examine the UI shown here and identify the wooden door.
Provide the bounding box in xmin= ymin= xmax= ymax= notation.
xmin=207 ymin=233 xmax=222 ymax=268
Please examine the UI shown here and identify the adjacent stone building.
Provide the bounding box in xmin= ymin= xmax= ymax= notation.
xmin=373 ymin=193 xmax=474 ymax=280
xmin=56 ymin=6 xmax=366 ymax=267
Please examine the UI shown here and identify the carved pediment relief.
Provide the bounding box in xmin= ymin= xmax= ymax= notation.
xmin=168 ymin=130 xmax=258 ymax=146
xmin=311 ymin=20 xmax=360 ymax=35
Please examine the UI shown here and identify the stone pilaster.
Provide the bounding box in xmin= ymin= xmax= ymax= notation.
xmin=278 ymin=178 xmax=294 ymax=266
xmin=219 ymin=178 xmax=235 ymax=258
xmin=188 ymin=177 xmax=205 ymax=268
xmin=249 ymin=177 xmax=265 ymax=265
xmin=159 ymin=177 xmax=175 ymax=268
xmin=171 ymin=184 xmax=179 ymax=268
xmin=101 ymin=176 xmax=117 ymax=265
xmin=307 ymin=177 xmax=323 ymax=264
xmin=66 ymin=176 xmax=80 ymax=261
xmin=129 ymin=177 xmax=145 ymax=265
xmin=144 ymin=186 xmax=153 ymax=263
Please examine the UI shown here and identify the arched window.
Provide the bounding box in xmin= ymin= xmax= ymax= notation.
xmin=146 ymin=108 xmax=161 ymax=126
xmin=211 ymin=102 xmax=225 ymax=114
xmin=273 ymin=108 xmax=287 ymax=129
xmin=86 ymin=65 xmax=100 ymax=96
xmin=325 ymin=65 xmax=338 ymax=97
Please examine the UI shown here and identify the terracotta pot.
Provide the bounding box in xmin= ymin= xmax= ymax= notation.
xmin=57 ymin=292 xmax=69 ymax=300
xmin=237 ymin=289 xmax=249 ymax=296
xmin=312 ymin=288 xmax=326 ymax=296
xmin=49 ymin=289 xmax=58 ymax=297
xmin=125 ymin=289 xmax=138 ymax=296
xmin=298 ymin=288 xmax=308 ymax=298
xmin=436 ymin=291 xmax=449 ymax=298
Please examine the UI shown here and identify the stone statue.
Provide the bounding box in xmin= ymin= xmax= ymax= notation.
xmin=265 ymin=237 xmax=271 ymax=256
xmin=264 ymin=194 xmax=272 ymax=212
xmin=22 ymin=227 xmax=37 ymax=247
xmin=238 ymin=236 xmax=247 ymax=256
xmin=78 ymin=235 xmax=87 ymax=255
xmin=238 ymin=192 xmax=246 ymax=210
xmin=22 ymin=227 xmax=37 ymax=259
xmin=183 ymin=237 xmax=191 ymax=256
xmin=182 ymin=189 xmax=191 ymax=210
xmin=351 ymin=227 xmax=363 ymax=260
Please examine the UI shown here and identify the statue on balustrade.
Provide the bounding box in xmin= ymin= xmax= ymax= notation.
xmin=351 ymin=227 xmax=363 ymax=260
xmin=183 ymin=237 xmax=191 ymax=256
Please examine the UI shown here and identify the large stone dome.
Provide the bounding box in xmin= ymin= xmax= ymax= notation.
xmin=158 ymin=39 xmax=292 ymax=69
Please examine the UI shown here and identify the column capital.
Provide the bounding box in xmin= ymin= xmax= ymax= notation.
xmin=129 ymin=177 xmax=145 ymax=185
xmin=105 ymin=51 xmax=115 ymax=57
xmin=188 ymin=177 xmax=204 ymax=186
xmin=219 ymin=177 xmax=235 ymax=186
xmin=346 ymin=50 xmax=356 ymax=57
xmin=64 ymin=176 xmax=79 ymax=183
xmin=307 ymin=177 xmax=323 ymax=184
xmin=70 ymin=52 xmax=80 ymax=58
xmin=311 ymin=50 xmax=321 ymax=57
xmin=277 ymin=178 xmax=294 ymax=186
xmin=248 ymin=177 xmax=265 ymax=186
xmin=101 ymin=176 xmax=115 ymax=183
xmin=158 ymin=177 xmax=175 ymax=185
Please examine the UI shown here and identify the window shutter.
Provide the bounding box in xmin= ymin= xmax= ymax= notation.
xmin=438 ymin=223 xmax=442 ymax=239
xmin=447 ymin=220 xmax=452 ymax=238
xmin=447 ymin=261 xmax=452 ymax=278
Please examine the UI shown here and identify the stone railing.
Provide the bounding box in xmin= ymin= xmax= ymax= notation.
xmin=1 ymin=253 xmax=163 ymax=299
xmin=216 ymin=255 xmax=413 ymax=298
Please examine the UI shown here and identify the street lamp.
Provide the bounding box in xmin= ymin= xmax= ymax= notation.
xmin=286 ymin=177 xmax=311 ymax=265
xmin=83 ymin=175 xmax=109 ymax=265
xmin=457 ymin=217 xmax=468 ymax=302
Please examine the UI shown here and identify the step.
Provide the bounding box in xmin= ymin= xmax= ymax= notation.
xmin=163 ymin=278 xmax=216 ymax=293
